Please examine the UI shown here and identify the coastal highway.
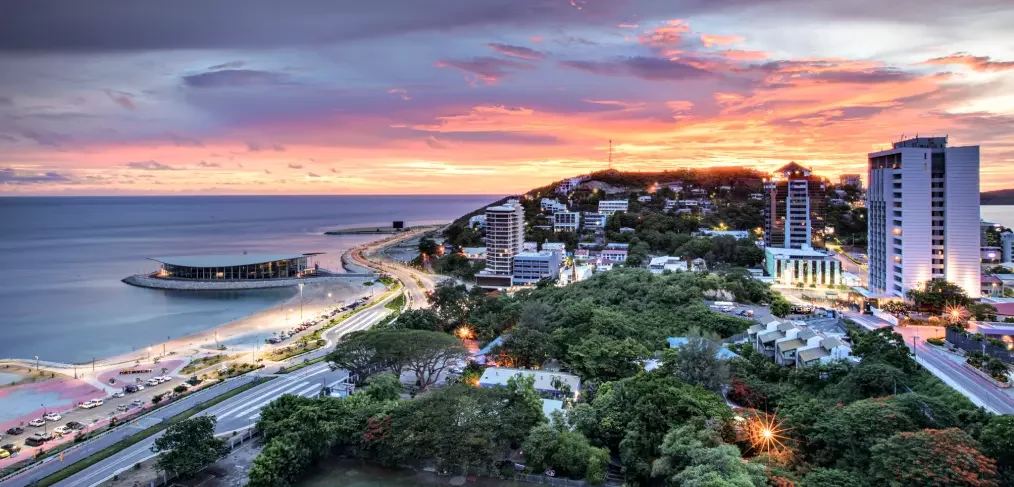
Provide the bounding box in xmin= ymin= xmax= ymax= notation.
xmin=893 ymin=325 xmax=1014 ymax=414
xmin=347 ymin=226 xmax=444 ymax=310
xmin=2 ymin=300 xmax=395 ymax=487
xmin=845 ymin=313 xmax=1014 ymax=414
xmin=51 ymin=363 xmax=343 ymax=487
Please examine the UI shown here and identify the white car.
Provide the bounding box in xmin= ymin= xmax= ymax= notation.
xmin=135 ymin=384 xmax=145 ymax=391
xmin=43 ymin=413 xmax=62 ymax=421
xmin=112 ymin=392 xmax=125 ymax=398
xmin=53 ymin=426 xmax=71 ymax=435
xmin=79 ymin=401 xmax=97 ymax=409
xmin=29 ymin=418 xmax=46 ymax=427
xmin=93 ymin=399 xmax=104 ymax=406
xmin=116 ymin=404 xmax=129 ymax=412
xmin=146 ymin=379 xmax=159 ymax=386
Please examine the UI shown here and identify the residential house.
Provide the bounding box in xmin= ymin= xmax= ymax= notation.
xmin=648 ymin=256 xmax=688 ymax=274
xmin=478 ymin=367 xmax=581 ymax=401
xmin=666 ymin=337 xmax=740 ymax=359
xmin=796 ymin=336 xmax=853 ymax=367
xmin=638 ymin=195 xmax=652 ymax=202
xmin=601 ymin=249 xmax=628 ymax=263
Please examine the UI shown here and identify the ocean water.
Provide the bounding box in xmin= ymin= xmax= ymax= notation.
xmin=981 ymin=205 xmax=1014 ymax=230
xmin=0 ymin=195 xmax=495 ymax=363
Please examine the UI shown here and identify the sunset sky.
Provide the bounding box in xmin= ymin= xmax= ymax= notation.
xmin=1 ymin=0 xmax=1013 ymax=195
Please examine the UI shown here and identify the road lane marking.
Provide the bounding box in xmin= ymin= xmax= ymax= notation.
xmin=226 ymin=381 xmax=310 ymax=419
xmin=215 ymin=380 xmax=308 ymax=419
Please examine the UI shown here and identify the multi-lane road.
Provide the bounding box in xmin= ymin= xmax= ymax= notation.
xmin=347 ymin=226 xmax=444 ymax=309
xmin=1 ymin=296 xmax=395 ymax=487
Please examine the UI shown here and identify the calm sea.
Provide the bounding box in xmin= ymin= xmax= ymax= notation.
xmin=982 ymin=205 xmax=1014 ymax=230
xmin=0 ymin=195 xmax=495 ymax=363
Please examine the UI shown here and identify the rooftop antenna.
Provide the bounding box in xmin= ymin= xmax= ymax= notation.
xmin=608 ymin=139 xmax=613 ymax=170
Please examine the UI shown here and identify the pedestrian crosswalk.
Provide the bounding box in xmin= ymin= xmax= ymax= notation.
xmin=205 ymin=365 xmax=332 ymax=425
xmin=323 ymin=308 xmax=388 ymax=347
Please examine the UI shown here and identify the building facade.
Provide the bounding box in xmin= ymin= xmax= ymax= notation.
xmin=763 ymin=162 xmax=827 ymax=250
xmin=867 ymin=136 xmax=981 ymax=299
xmin=553 ymin=211 xmax=581 ymax=232
xmin=764 ymin=246 xmax=842 ymax=288
xmin=583 ymin=212 xmax=608 ymax=229
xmin=839 ymin=173 xmax=863 ymax=190
xmin=151 ymin=254 xmax=310 ymax=280
xmin=476 ymin=200 xmax=525 ymax=289
xmin=597 ymin=200 xmax=629 ymax=215
xmin=1002 ymin=231 xmax=1014 ymax=264
xmin=512 ymin=250 xmax=561 ymax=285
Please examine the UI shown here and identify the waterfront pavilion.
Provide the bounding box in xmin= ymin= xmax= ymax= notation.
xmin=149 ymin=254 xmax=314 ymax=280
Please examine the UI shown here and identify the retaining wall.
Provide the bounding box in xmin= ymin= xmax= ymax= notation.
xmin=122 ymin=274 xmax=373 ymax=291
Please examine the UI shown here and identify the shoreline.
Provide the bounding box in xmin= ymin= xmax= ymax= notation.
xmin=1 ymin=232 xmax=403 ymax=370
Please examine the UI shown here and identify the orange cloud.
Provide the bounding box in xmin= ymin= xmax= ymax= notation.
xmin=638 ymin=20 xmax=691 ymax=48
xmin=700 ymin=34 xmax=743 ymax=48
xmin=921 ymin=52 xmax=1014 ymax=72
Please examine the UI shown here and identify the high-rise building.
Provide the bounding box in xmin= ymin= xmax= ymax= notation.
xmin=476 ymin=199 xmax=525 ymax=289
xmin=839 ymin=174 xmax=863 ymax=190
xmin=763 ymin=162 xmax=827 ymax=249
xmin=867 ymin=136 xmax=980 ymax=299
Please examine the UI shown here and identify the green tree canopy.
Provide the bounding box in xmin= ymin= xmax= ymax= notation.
xmin=151 ymin=416 xmax=228 ymax=478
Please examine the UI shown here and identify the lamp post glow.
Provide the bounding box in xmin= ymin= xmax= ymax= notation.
xmin=299 ymin=283 xmax=305 ymax=322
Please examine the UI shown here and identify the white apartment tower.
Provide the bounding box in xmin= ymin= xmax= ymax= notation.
xmin=867 ymin=136 xmax=980 ymax=299
xmin=476 ymin=199 xmax=525 ymax=289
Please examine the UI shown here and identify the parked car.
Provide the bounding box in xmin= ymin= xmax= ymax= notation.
xmin=0 ymin=449 xmax=9 ymax=459
xmin=80 ymin=400 xmax=97 ymax=409
xmin=112 ymin=391 xmax=126 ymax=398
xmin=136 ymin=384 xmax=145 ymax=391
xmin=117 ymin=404 xmax=129 ymax=412
xmin=53 ymin=426 xmax=71 ymax=435
xmin=124 ymin=385 xmax=138 ymax=393
xmin=28 ymin=418 xmax=46 ymax=428
xmin=94 ymin=398 xmax=104 ymax=406
xmin=5 ymin=427 xmax=23 ymax=436
xmin=131 ymin=399 xmax=145 ymax=407
xmin=43 ymin=412 xmax=62 ymax=421
xmin=66 ymin=421 xmax=85 ymax=431
xmin=24 ymin=433 xmax=50 ymax=447
xmin=2 ymin=443 xmax=20 ymax=454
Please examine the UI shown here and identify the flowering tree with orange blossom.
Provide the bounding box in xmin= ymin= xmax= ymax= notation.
xmin=869 ymin=428 xmax=997 ymax=487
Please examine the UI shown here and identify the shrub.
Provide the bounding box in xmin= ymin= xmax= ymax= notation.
xmin=926 ymin=337 xmax=945 ymax=346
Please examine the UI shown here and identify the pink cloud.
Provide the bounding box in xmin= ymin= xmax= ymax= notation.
xmin=921 ymin=52 xmax=1014 ymax=72
xmin=700 ymin=34 xmax=744 ymax=48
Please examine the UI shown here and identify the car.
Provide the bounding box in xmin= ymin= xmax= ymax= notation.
xmin=136 ymin=384 xmax=145 ymax=391
xmin=2 ymin=443 xmax=20 ymax=454
xmin=28 ymin=418 xmax=46 ymax=428
xmin=24 ymin=433 xmax=50 ymax=447
xmin=117 ymin=404 xmax=129 ymax=412
xmin=80 ymin=400 xmax=97 ymax=409
xmin=5 ymin=427 xmax=23 ymax=436
xmin=112 ymin=391 xmax=125 ymax=398
xmin=66 ymin=421 xmax=85 ymax=431
xmin=53 ymin=426 xmax=72 ymax=435
xmin=146 ymin=379 xmax=159 ymax=386
xmin=93 ymin=398 xmax=104 ymax=406
xmin=124 ymin=385 xmax=138 ymax=393
xmin=43 ymin=412 xmax=62 ymax=421
xmin=0 ymin=449 xmax=8 ymax=459
xmin=131 ymin=399 xmax=145 ymax=407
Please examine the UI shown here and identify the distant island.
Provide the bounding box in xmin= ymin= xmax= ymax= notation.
xmin=981 ymin=189 xmax=1014 ymax=205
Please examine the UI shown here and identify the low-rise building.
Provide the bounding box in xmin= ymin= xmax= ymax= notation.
xmin=542 ymin=242 xmax=567 ymax=260
xmin=512 ymin=250 xmax=561 ymax=285
xmin=583 ymin=212 xmax=608 ymax=228
xmin=598 ymin=200 xmax=630 ymax=215
xmin=468 ymin=215 xmax=486 ymax=229
xmin=557 ymin=176 xmax=586 ymax=195
xmin=697 ymin=228 xmax=751 ymax=239
xmin=764 ymin=246 xmax=842 ymax=288
xmin=553 ymin=211 xmax=581 ymax=232
xmin=749 ymin=193 xmax=764 ymax=201
xmin=540 ymin=198 xmax=567 ymax=213
xmin=605 ymin=242 xmax=629 ymax=250
xmin=522 ymin=241 xmax=538 ymax=252
xmin=478 ymin=367 xmax=580 ymax=401
xmin=592 ymin=258 xmax=615 ymax=272
xmin=796 ymin=336 xmax=853 ymax=367
xmin=664 ymin=199 xmax=679 ymax=212
xmin=601 ymin=249 xmax=628 ymax=262
xmin=574 ymin=249 xmax=590 ymax=261
xmin=648 ymin=256 xmax=688 ymax=274
xmin=619 ymin=227 xmax=635 ymax=233
xmin=638 ymin=195 xmax=652 ymax=202
xmin=690 ymin=258 xmax=708 ymax=272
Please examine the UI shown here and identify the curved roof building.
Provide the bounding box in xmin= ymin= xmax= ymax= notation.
xmin=149 ymin=254 xmax=312 ymax=280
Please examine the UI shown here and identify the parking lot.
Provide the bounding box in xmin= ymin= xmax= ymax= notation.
xmin=0 ymin=371 xmax=197 ymax=462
